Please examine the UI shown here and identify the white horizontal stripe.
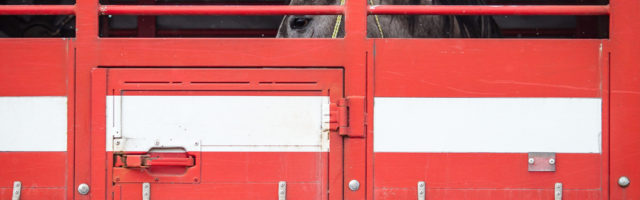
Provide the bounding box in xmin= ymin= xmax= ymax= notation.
xmin=107 ymin=96 xmax=330 ymax=152
xmin=0 ymin=97 xmax=67 ymax=151
xmin=374 ymin=98 xmax=601 ymax=153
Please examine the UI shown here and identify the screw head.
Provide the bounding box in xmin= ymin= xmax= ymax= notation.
xmin=548 ymin=158 xmax=556 ymax=165
xmin=528 ymin=158 xmax=535 ymax=164
xmin=618 ymin=176 xmax=630 ymax=188
xmin=348 ymin=180 xmax=360 ymax=191
xmin=77 ymin=183 xmax=90 ymax=195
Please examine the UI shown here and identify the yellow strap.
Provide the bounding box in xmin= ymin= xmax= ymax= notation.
xmin=332 ymin=0 xmax=384 ymax=38
xmin=331 ymin=0 xmax=345 ymax=38
xmin=369 ymin=0 xmax=385 ymax=38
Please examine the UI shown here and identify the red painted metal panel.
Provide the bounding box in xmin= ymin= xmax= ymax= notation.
xmin=0 ymin=188 xmax=65 ymax=200
xmin=92 ymin=68 xmax=344 ymax=199
xmin=0 ymin=39 xmax=70 ymax=96
xmin=1 ymin=1 xmax=632 ymax=200
xmin=374 ymin=39 xmax=605 ymax=98
xmin=0 ymin=152 xmax=67 ymax=188
xmin=96 ymin=39 xmax=345 ymax=67
xmin=609 ymin=0 xmax=640 ymax=198
xmin=374 ymin=153 xmax=601 ymax=189
xmin=374 ymin=188 xmax=601 ymax=200
xmin=116 ymin=182 xmax=323 ymax=200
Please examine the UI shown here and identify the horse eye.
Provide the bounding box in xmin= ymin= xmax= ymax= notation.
xmin=290 ymin=17 xmax=311 ymax=29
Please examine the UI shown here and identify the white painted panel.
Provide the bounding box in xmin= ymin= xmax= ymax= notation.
xmin=0 ymin=97 xmax=67 ymax=151
xmin=374 ymin=98 xmax=601 ymax=153
xmin=107 ymin=96 xmax=330 ymax=152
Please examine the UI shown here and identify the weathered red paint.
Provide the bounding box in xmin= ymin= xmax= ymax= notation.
xmin=0 ymin=1 xmax=637 ymax=200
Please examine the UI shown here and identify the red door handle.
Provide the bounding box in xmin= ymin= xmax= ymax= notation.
xmin=116 ymin=154 xmax=195 ymax=168
xmin=145 ymin=156 xmax=195 ymax=167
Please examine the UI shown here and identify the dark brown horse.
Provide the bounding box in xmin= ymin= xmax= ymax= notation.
xmin=277 ymin=0 xmax=500 ymax=38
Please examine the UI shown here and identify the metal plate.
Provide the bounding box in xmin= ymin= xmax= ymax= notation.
xmin=528 ymin=152 xmax=556 ymax=172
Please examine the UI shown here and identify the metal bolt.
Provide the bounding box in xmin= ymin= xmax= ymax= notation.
xmin=618 ymin=176 xmax=630 ymax=188
xmin=348 ymin=180 xmax=360 ymax=191
xmin=418 ymin=182 xmax=424 ymax=187
xmin=528 ymin=158 xmax=535 ymax=164
xmin=115 ymin=141 xmax=120 ymax=145
xmin=14 ymin=182 xmax=20 ymax=187
xmin=548 ymin=158 xmax=556 ymax=165
xmin=77 ymin=183 xmax=90 ymax=195
xmin=155 ymin=141 xmax=160 ymax=146
xmin=195 ymin=142 xmax=199 ymax=146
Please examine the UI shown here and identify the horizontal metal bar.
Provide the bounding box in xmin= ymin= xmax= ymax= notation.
xmin=100 ymin=5 xmax=343 ymax=15
xmin=368 ymin=5 xmax=609 ymax=15
xmin=0 ymin=5 xmax=75 ymax=15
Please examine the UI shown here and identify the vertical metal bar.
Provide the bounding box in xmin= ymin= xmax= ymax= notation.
xmin=76 ymin=0 xmax=100 ymax=199
xmin=343 ymin=0 xmax=368 ymax=199
xmin=610 ymin=0 xmax=640 ymax=198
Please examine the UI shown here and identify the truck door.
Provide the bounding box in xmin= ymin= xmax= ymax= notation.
xmin=92 ymin=68 xmax=343 ymax=200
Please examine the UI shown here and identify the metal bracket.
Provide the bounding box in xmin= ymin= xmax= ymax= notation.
xmin=278 ymin=181 xmax=287 ymax=200
xmin=417 ymin=181 xmax=425 ymax=200
xmin=142 ymin=183 xmax=150 ymax=200
xmin=12 ymin=181 xmax=21 ymax=200
xmin=528 ymin=152 xmax=556 ymax=172
xmin=329 ymin=96 xmax=365 ymax=138
xmin=554 ymin=182 xmax=562 ymax=200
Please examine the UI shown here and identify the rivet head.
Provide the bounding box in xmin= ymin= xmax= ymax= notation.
xmin=618 ymin=176 xmax=630 ymax=188
xmin=77 ymin=183 xmax=90 ymax=195
xmin=528 ymin=158 xmax=535 ymax=164
xmin=548 ymin=158 xmax=555 ymax=165
xmin=348 ymin=180 xmax=360 ymax=191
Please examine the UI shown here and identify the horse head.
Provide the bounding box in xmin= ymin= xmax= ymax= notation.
xmin=276 ymin=0 xmax=343 ymax=38
xmin=277 ymin=0 xmax=500 ymax=38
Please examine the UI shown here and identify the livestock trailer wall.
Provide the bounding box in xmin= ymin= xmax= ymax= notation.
xmin=0 ymin=0 xmax=638 ymax=199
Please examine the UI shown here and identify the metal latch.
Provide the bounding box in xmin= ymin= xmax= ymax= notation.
xmin=142 ymin=183 xmax=150 ymax=200
xmin=528 ymin=152 xmax=556 ymax=172
xmin=330 ymin=96 xmax=365 ymax=138
xmin=417 ymin=181 xmax=425 ymax=200
xmin=554 ymin=182 xmax=562 ymax=200
xmin=12 ymin=181 xmax=21 ymax=200
xmin=278 ymin=181 xmax=286 ymax=200
xmin=115 ymin=153 xmax=195 ymax=168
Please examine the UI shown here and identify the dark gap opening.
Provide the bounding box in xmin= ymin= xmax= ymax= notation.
xmin=0 ymin=15 xmax=75 ymax=37
xmin=368 ymin=15 xmax=608 ymax=38
xmin=100 ymin=15 xmax=283 ymax=38
xmin=100 ymin=0 xmax=288 ymax=5
xmin=0 ymin=0 xmax=75 ymax=5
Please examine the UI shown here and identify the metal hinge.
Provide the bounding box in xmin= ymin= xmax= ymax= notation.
xmin=330 ymin=96 xmax=365 ymax=138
